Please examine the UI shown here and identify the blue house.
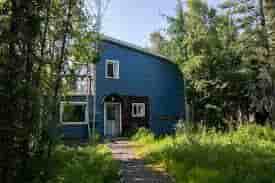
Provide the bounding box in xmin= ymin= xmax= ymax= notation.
xmin=60 ymin=36 xmax=185 ymax=139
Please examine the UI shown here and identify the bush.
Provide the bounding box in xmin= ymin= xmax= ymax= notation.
xmin=31 ymin=145 xmax=119 ymax=183
xmin=131 ymin=128 xmax=155 ymax=144
xmin=132 ymin=124 xmax=275 ymax=183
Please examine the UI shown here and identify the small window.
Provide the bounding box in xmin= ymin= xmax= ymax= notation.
xmin=106 ymin=60 xmax=119 ymax=79
xmin=132 ymin=103 xmax=146 ymax=118
xmin=60 ymin=102 xmax=88 ymax=124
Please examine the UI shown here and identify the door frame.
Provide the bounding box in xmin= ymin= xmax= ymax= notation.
xmin=104 ymin=102 xmax=122 ymax=136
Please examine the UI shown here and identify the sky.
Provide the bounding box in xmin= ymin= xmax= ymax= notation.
xmin=102 ymin=0 xmax=219 ymax=47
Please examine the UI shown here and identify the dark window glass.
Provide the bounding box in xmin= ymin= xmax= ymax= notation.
xmin=107 ymin=63 xmax=114 ymax=77
xmin=107 ymin=104 xmax=116 ymax=120
xmin=134 ymin=105 xmax=137 ymax=115
xmin=63 ymin=104 xmax=86 ymax=122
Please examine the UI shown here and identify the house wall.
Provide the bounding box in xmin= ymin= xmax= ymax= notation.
xmin=94 ymin=41 xmax=185 ymax=136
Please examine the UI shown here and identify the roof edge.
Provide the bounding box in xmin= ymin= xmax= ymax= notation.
xmin=102 ymin=35 xmax=173 ymax=63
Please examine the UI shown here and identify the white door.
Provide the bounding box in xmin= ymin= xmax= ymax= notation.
xmin=105 ymin=103 xmax=121 ymax=137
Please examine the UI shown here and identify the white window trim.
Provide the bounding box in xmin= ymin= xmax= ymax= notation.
xmin=132 ymin=103 xmax=146 ymax=118
xmin=60 ymin=101 xmax=89 ymax=125
xmin=105 ymin=60 xmax=120 ymax=79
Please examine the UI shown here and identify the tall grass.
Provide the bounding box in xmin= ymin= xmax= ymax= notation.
xmin=132 ymin=125 xmax=275 ymax=183
xmin=30 ymin=145 xmax=119 ymax=183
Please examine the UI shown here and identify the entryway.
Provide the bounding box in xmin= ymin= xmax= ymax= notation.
xmin=102 ymin=93 xmax=150 ymax=137
xmin=104 ymin=102 xmax=122 ymax=137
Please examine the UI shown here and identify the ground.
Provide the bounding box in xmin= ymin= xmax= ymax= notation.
xmin=109 ymin=139 xmax=172 ymax=183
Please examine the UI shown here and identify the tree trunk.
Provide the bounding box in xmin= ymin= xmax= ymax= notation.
xmin=0 ymin=1 xmax=43 ymax=182
xmin=263 ymin=0 xmax=275 ymax=123
xmin=48 ymin=0 xmax=74 ymax=159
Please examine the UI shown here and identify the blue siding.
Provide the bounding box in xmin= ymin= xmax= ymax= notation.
xmin=60 ymin=125 xmax=89 ymax=139
xmin=95 ymin=41 xmax=185 ymax=135
xmin=62 ymin=40 xmax=185 ymax=139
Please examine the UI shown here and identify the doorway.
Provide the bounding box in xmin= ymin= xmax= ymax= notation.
xmin=104 ymin=102 xmax=122 ymax=137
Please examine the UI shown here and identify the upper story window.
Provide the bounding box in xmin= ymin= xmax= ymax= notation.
xmin=132 ymin=103 xmax=146 ymax=118
xmin=106 ymin=60 xmax=119 ymax=79
xmin=61 ymin=62 xmax=95 ymax=95
xmin=62 ymin=76 xmax=94 ymax=95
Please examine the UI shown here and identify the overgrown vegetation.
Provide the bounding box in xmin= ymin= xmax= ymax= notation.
xmin=28 ymin=145 xmax=119 ymax=183
xmin=1 ymin=0 xmax=275 ymax=182
xmin=149 ymin=0 xmax=275 ymax=125
xmin=0 ymin=0 xmax=104 ymax=182
xmin=132 ymin=125 xmax=275 ymax=183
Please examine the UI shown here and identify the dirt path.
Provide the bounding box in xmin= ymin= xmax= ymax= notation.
xmin=109 ymin=139 xmax=172 ymax=183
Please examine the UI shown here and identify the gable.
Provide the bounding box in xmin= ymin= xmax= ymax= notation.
xmin=102 ymin=36 xmax=174 ymax=65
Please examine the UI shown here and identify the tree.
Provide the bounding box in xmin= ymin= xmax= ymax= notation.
xmin=165 ymin=0 xmax=187 ymax=63
xmin=155 ymin=0 xmax=275 ymax=125
xmin=0 ymin=0 xmax=100 ymax=182
xmin=148 ymin=31 xmax=166 ymax=54
xmin=262 ymin=0 xmax=275 ymax=121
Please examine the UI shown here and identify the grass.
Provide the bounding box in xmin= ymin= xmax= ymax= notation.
xmin=132 ymin=125 xmax=275 ymax=183
xmin=35 ymin=144 xmax=120 ymax=183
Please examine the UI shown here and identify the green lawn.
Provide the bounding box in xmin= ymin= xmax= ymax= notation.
xmin=43 ymin=144 xmax=119 ymax=183
xmin=132 ymin=125 xmax=275 ymax=183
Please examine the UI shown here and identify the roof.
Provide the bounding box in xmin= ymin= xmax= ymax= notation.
xmin=102 ymin=35 xmax=173 ymax=64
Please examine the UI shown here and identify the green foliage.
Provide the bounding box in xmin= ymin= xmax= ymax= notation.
xmin=157 ymin=0 xmax=275 ymax=124
xmin=131 ymin=128 xmax=155 ymax=144
xmin=88 ymin=131 xmax=101 ymax=145
xmin=30 ymin=145 xmax=119 ymax=183
xmin=132 ymin=124 xmax=275 ymax=183
xmin=0 ymin=0 xmax=101 ymax=182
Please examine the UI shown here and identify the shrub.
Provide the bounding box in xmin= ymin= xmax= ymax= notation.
xmin=88 ymin=131 xmax=102 ymax=145
xmin=132 ymin=124 xmax=275 ymax=183
xmin=33 ymin=145 xmax=119 ymax=183
xmin=131 ymin=128 xmax=155 ymax=144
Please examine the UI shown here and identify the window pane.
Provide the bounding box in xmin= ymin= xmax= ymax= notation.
xmin=107 ymin=63 xmax=114 ymax=77
xmin=63 ymin=104 xmax=86 ymax=123
xmin=107 ymin=104 xmax=116 ymax=120
xmin=134 ymin=105 xmax=137 ymax=115
xmin=76 ymin=78 xmax=87 ymax=93
xmin=75 ymin=64 xmax=94 ymax=76
xmin=132 ymin=103 xmax=145 ymax=117
xmin=114 ymin=62 xmax=119 ymax=78
xmin=62 ymin=77 xmax=92 ymax=95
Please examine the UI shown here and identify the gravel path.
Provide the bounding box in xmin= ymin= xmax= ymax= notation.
xmin=109 ymin=139 xmax=172 ymax=183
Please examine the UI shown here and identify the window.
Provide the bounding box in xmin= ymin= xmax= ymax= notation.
xmin=60 ymin=102 xmax=88 ymax=124
xmin=61 ymin=63 xmax=95 ymax=95
xmin=106 ymin=60 xmax=119 ymax=79
xmin=62 ymin=62 xmax=94 ymax=77
xmin=71 ymin=77 xmax=89 ymax=94
xmin=132 ymin=103 xmax=146 ymax=118
xmin=62 ymin=77 xmax=94 ymax=95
